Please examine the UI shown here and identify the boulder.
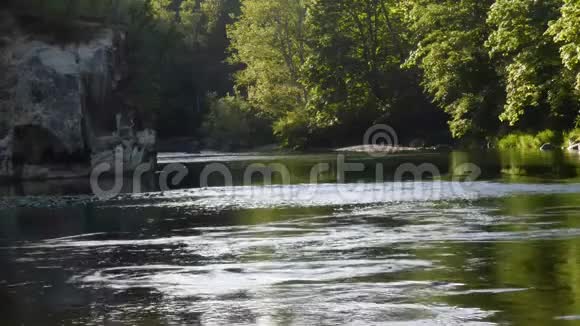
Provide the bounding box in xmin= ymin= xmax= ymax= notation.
xmin=90 ymin=128 xmax=157 ymax=172
xmin=11 ymin=43 xmax=86 ymax=154
xmin=568 ymin=143 xmax=580 ymax=152
xmin=540 ymin=143 xmax=556 ymax=151
xmin=0 ymin=15 xmax=155 ymax=180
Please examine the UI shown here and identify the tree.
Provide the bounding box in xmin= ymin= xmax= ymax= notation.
xmin=548 ymin=0 xmax=580 ymax=94
xmin=228 ymin=0 xmax=310 ymax=118
xmin=304 ymin=0 xmax=411 ymax=128
xmin=487 ymin=0 xmax=578 ymax=129
xmin=123 ymin=0 xmax=241 ymax=136
xmin=404 ymin=0 xmax=502 ymax=139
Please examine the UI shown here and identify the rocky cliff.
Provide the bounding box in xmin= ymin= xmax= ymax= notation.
xmin=0 ymin=13 xmax=155 ymax=180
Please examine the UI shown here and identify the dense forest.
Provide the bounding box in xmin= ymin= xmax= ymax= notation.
xmin=3 ymin=0 xmax=580 ymax=150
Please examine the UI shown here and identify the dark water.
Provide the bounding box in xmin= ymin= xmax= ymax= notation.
xmin=2 ymin=151 xmax=580 ymax=325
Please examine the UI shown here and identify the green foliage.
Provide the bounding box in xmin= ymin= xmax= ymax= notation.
xmin=304 ymin=0 xmax=411 ymax=129
xmin=226 ymin=0 xmax=314 ymax=147
xmin=486 ymin=0 xmax=578 ymax=128
xmin=498 ymin=133 xmax=539 ymax=150
xmin=548 ymin=0 xmax=580 ymax=93
xmin=273 ymin=110 xmax=311 ymax=149
xmin=536 ymin=129 xmax=560 ymax=145
xmin=498 ymin=130 xmax=561 ymax=150
xmin=201 ymin=95 xmax=274 ymax=150
xmin=9 ymin=0 xmax=580 ymax=149
xmin=124 ymin=0 xmax=241 ymax=136
xmin=228 ymin=0 xmax=310 ymax=118
xmin=403 ymin=0 xmax=501 ymax=138
xmin=228 ymin=0 xmax=451 ymax=148
xmin=402 ymin=0 xmax=579 ymax=142
xmin=564 ymin=129 xmax=580 ymax=145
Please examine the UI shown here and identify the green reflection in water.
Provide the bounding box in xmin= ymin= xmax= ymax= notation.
xmin=3 ymin=151 xmax=580 ymax=324
xmin=428 ymin=194 xmax=580 ymax=325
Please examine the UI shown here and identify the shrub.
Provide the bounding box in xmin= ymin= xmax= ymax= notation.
xmin=497 ymin=133 xmax=538 ymax=150
xmin=564 ymin=129 xmax=580 ymax=146
xmin=497 ymin=130 xmax=561 ymax=150
xmin=273 ymin=110 xmax=311 ymax=150
xmin=201 ymin=94 xmax=274 ymax=151
xmin=535 ymin=129 xmax=560 ymax=145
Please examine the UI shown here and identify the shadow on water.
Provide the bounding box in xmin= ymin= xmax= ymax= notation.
xmin=161 ymin=150 xmax=580 ymax=189
xmin=3 ymin=150 xmax=580 ymax=197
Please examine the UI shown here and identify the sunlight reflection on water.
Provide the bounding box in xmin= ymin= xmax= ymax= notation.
xmin=2 ymin=180 xmax=580 ymax=324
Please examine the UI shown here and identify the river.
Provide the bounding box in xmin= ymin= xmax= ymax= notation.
xmin=1 ymin=150 xmax=580 ymax=325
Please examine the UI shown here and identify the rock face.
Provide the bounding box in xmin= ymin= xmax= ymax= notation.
xmin=0 ymin=14 xmax=155 ymax=180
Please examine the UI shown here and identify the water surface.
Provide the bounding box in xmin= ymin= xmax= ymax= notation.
xmin=1 ymin=151 xmax=580 ymax=325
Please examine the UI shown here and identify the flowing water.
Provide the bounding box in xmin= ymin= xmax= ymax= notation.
xmin=2 ymin=151 xmax=580 ymax=325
